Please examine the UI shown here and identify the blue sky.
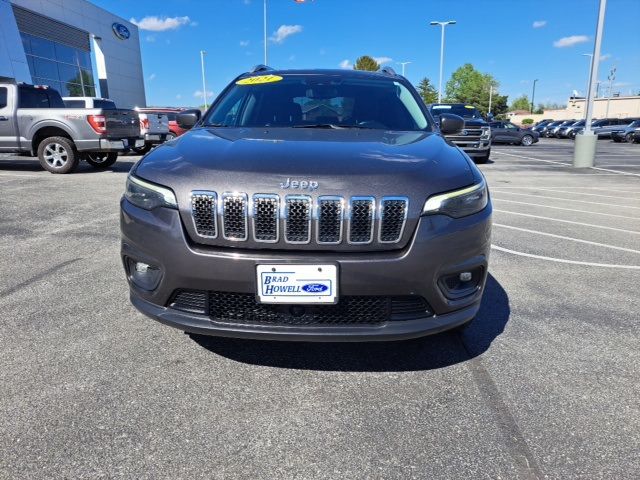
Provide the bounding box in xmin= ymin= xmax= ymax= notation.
xmin=95 ymin=0 xmax=640 ymax=108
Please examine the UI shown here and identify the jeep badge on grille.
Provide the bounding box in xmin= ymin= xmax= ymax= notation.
xmin=280 ymin=178 xmax=319 ymax=191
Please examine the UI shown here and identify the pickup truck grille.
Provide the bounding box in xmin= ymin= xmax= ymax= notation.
xmin=189 ymin=192 xmax=408 ymax=246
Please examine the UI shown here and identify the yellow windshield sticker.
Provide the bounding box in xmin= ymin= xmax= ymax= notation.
xmin=236 ymin=75 xmax=283 ymax=85
xmin=464 ymin=105 xmax=475 ymax=109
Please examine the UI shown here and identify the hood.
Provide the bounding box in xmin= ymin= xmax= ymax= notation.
xmin=135 ymin=127 xmax=477 ymax=251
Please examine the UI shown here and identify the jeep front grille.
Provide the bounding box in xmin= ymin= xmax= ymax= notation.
xmin=189 ymin=192 xmax=408 ymax=246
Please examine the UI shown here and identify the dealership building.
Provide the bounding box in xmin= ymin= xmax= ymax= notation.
xmin=0 ymin=0 xmax=145 ymax=107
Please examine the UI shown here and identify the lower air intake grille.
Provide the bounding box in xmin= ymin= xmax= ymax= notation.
xmin=167 ymin=290 xmax=433 ymax=325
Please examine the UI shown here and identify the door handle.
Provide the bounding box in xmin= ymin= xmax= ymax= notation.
xmin=0 ymin=116 xmax=8 ymax=121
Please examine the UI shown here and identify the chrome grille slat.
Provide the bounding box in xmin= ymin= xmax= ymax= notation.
xmin=379 ymin=197 xmax=408 ymax=243
xmin=252 ymin=194 xmax=279 ymax=243
xmin=191 ymin=191 xmax=217 ymax=238
xmin=284 ymin=195 xmax=311 ymax=244
xmin=221 ymin=192 xmax=248 ymax=241
xmin=316 ymin=196 xmax=344 ymax=244
xmin=348 ymin=197 xmax=375 ymax=244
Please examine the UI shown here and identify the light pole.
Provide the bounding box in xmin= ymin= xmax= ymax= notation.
xmin=263 ymin=0 xmax=268 ymax=64
xmin=430 ymin=20 xmax=456 ymax=103
xmin=398 ymin=61 xmax=411 ymax=76
xmin=573 ymin=0 xmax=607 ymax=168
xmin=200 ymin=50 xmax=208 ymax=110
xmin=488 ymin=84 xmax=493 ymax=117
xmin=582 ymin=53 xmax=594 ymax=104
xmin=531 ymin=79 xmax=538 ymax=113
xmin=606 ymin=66 xmax=616 ymax=118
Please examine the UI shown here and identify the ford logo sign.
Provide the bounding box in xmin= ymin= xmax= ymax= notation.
xmin=112 ymin=23 xmax=130 ymax=40
xmin=302 ymin=283 xmax=328 ymax=293
xmin=462 ymin=129 xmax=468 ymax=136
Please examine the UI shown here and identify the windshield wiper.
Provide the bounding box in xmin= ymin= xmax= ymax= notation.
xmin=292 ymin=123 xmax=344 ymax=129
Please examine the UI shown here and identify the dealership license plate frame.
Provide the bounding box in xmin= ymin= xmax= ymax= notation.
xmin=256 ymin=264 xmax=338 ymax=304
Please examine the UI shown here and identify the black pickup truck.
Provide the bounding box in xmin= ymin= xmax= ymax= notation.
xmin=427 ymin=103 xmax=492 ymax=163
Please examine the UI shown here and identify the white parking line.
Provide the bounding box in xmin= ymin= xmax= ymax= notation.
xmin=492 ymin=198 xmax=640 ymax=220
xmin=492 ymin=187 xmax=640 ymax=201
xmin=491 ymin=245 xmax=640 ymax=269
xmin=495 ymin=191 xmax=640 ymax=210
xmin=0 ymin=172 xmax=44 ymax=178
xmin=494 ymin=151 xmax=640 ymax=177
xmin=494 ymin=224 xmax=640 ymax=254
xmin=494 ymin=209 xmax=640 ymax=235
xmin=491 ymin=186 xmax=640 ymax=193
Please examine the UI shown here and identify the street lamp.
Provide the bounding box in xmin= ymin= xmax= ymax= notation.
xmin=200 ymin=50 xmax=208 ymax=110
xmin=582 ymin=53 xmax=594 ymax=103
xmin=430 ymin=20 xmax=456 ymax=103
xmin=398 ymin=61 xmax=411 ymax=76
xmin=531 ymin=79 xmax=538 ymax=113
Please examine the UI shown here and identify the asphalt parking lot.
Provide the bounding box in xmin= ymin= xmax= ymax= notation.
xmin=1 ymin=138 xmax=639 ymax=479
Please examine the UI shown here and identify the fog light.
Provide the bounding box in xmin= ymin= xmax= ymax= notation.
xmin=125 ymin=257 xmax=162 ymax=291
xmin=459 ymin=272 xmax=472 ymax=282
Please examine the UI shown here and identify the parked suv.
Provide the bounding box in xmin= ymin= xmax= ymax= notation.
xmin=489 ymin=121 xmax=539 ymax=145
xmin=611 ymin=120 xmax=640 ymax=143
xmin=427 ymin=103 xmax=491 ymax=163
xmin=0 ymin=80 xmax=142 ymax=172
xmin=121 ymin=67 xmax=492 ymax=341
xmin=592 ymin=118 xmax=639 ymax=139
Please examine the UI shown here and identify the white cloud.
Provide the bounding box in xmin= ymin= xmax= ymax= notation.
xmin=599 ymin=53 xmax=611 ymax=61
xmin=373 ymin=56 xmax=393 ymax=65
xmin=270 ymin=24 xmax=303 ymax=44
xmin=130 ymin=16 xmax=192 ymax=32
xmin=239 ymin=40 xmax=250 ymax=47
xmin=532 ymin=20 xmax=547 ymax=28
xmin=193 ymin=90 xmax=214 ymax=99
xmin=553 ymin=35 xmax=589 ymax=48
xmin=148 ymin=73 xmax=156 ymax=81
xmin=339 ymin=59 xmax=353 ymax=69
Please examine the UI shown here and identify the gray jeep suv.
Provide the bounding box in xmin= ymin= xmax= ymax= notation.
xmin=120 ymin=67 xmax=492 ymax=341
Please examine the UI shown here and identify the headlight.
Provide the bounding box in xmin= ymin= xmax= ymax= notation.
xmin=422 ymin=179 xmax=488 ymax=218
xmin=125 ymin=175 xmax=177 ymax=210
xmin=480 ymin=127 xmax=491 ymax=140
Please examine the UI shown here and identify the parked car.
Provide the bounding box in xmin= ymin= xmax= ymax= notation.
xmin=427 ymin=103 xmax=491 ymax=162
xmin=489 ymin=121 xmax=539 ymax=145
xmin=592 ymin=118 xmax=640 ymax=138
xmin=559 ymin=120 xmax=587 ymax=139
xmin=0 ymin=80 xmax=143 ymax=173
xmin=539 ymin=120 xmax=564 ymax=137
xmin=549 ymin=120 xmax=576 ymax=138
xmin=138 ymin=107 xmax=189 ymax=139
xmin=611 ymin=120 xmax=640 ymax=143
xmin=134 ymin=108 xmax=170 ymax=154
xmin=531 ymin=120 xmax=554 ymax=133
xmin=121 ymin=66 xmax=491 ymax=341
xmin=534 ymin=118 xmax=554 ymax=126
xmin=632 ymin=129 xmax=640 ymax=143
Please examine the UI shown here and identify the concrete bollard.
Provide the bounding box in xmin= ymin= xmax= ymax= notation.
xmin=573 ymin=133 xmax=597 ymax=168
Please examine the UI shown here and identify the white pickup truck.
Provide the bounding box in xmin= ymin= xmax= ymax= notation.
xmin=134 ymin=107 xmax=170 ymax=154
xmin=0 ymin=80 xmax=143 ymax=173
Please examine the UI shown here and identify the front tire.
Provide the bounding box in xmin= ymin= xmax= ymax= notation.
xmin=37 ymin=136 xmax=79 ymax=174
xmin=521 ymin=134 xmax=534 ymax=146
xmin=475 ymin=149 xmax=490 ymax=164
xmin=85 ymin=152 xmax=118 ymax=169
xmin=625 ymin=133 xmax=635 ymax=143
xmin=132 ymin=144 xmax=151 ymax=155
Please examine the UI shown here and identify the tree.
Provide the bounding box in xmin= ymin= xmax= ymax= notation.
xmin=416 ymin=78 xmax=438 ymax=104
xmin=444 ymin=63 xmax=508 ymax=116
xmin=354 ymin=55 xmax=379 ymax=72
xmin=510 ymin=95 xmax=531 ymax=112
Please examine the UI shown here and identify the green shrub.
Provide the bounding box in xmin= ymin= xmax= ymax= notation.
xmin=522 ymin=118 xmax=534 ymax=125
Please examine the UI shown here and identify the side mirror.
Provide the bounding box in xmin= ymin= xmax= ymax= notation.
xmin=177 ymin=109 xmax=201 ymax=129
xmin=439 ymin=113 xmax=464 ymax=135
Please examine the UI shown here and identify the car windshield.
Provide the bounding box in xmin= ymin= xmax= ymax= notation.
xmin=629 ymin=120 xmax=640 ymax=128
xmin=203 ymin=74 xmax=430 ymax=131
xmin=430 ymin=104 xmax=483 ymax=119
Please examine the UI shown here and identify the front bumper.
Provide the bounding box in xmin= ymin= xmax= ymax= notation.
xmin=451 ymin=140 xmax=491 ymax=157
xmin=121 ymin=199 xmax=492 ymax=341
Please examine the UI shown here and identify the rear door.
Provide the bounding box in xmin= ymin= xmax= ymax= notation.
xmin=503 ymin=122 xmax=522 ymax=142
xmin=490 ymin=122 xmax=506 ymax=142
xmin=0 ymin=86 xmax=19 ymax=150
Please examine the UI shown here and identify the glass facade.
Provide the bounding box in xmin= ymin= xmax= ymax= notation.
xmin=20 ymin=32 xmax=96 ymax=97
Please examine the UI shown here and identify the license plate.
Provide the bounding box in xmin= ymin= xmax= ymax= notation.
xmin=256 ymin=264 xmax=337 ymax=304
xmin=134 ymin=139 xmax=145 ymax=147
xmin=147 ymin=134 xmax=160 ymax=141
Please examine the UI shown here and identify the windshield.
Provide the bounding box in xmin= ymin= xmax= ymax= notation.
xmin=430 ymin=104 xmax=483 ymax=119
xmin=202 ymin=74 xmax=429 ymax=131
xmin=629 ymin=120 xmax=640 ymax=128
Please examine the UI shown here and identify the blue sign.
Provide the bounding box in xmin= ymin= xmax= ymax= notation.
xmin=302 ymin=284 xmax=329 ymax=293
xmin=112 ymin=23 xmax=130 ymax=40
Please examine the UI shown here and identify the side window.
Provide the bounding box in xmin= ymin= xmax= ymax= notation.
xmin=64 ymin=100 xmax=85 ymax=108
xmin=18 ymin=87 xmax=50 ymax=108
xmin=0 ymin=87 xmax=7 ymax=109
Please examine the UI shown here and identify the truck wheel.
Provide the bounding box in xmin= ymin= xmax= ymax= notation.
xmin=475 ymin=149 xmax=490 ymax=164
xmin=166 ymin=133 xmax=176 ymax=141
xmin=625 ymin=133 xmax=634 ymax=143
xmin=85 ymin=152 xmax=118 ymax=169
xmin=132 ymin=144 xmax=151 ymax=155
xmin=521 ymin=135 xmax=534 ymax=146
xmin=37 ymin=136 xmax=79 ymax=174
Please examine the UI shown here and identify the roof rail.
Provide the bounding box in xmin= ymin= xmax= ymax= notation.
xmin=379 ymin=66 xmax=397 ymax=76
xmin=250 ymin=64 xmax=274 ymax=74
